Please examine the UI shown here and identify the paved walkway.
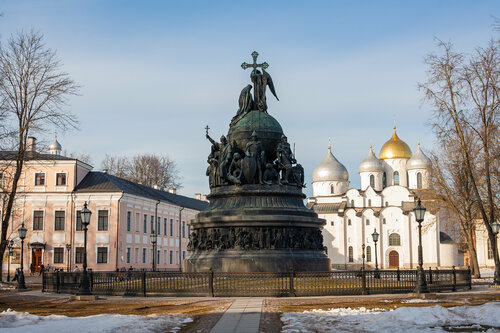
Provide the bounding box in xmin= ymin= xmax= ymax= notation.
xmin=210 ymin=298 xmax=263 ymax=333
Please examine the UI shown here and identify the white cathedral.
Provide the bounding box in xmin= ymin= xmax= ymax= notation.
xmin=307 ymin=127 xmax=463 ymax=270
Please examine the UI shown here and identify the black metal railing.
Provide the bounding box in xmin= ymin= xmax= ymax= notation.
xmin=42 ymin=267 xmax=471 ymax=297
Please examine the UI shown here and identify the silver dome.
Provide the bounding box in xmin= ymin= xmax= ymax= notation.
xmin=49 ymin=136 xmax=62 ymax=150
xmin=312 ymin=149 xmax=349 ymax=182
xmin=359 ymin=147 xmax=383 ymax=173
xmin=406 ymin=144 xmax=431 ymax=170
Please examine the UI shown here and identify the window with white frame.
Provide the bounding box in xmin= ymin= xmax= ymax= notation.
xmin=370 ymin=175 xmax=375 ymax=188
xmin=143 ymin=214 xmax=147 ymax=233
xmin=54 ymin=211 xmax=65 ymax=231
xmin=157 ymin=217 xmax=161 ymax=235
xmin=97 ymin=247 xmax=108 ymax=263
xmin=126 ymin=248 xmax=131 ymax=264
xmin=182 ymin=221 xmax=186 ymax=238
xmin=127 ymin=212 xmax=132 ymax=232
xmin=98 ymin=210 xmax=108 ymax=231
xmin=389 ymin=233 xmax=401 ymax=246
xmin=164 ymin=218 xmax=167 ymax=236
xmin=142 ymin=248 xmax=147 ymax=263
xmin=393 ymin=171 xmax=399 ymax=185
xmin=56 ymin=173 xmax=66 ymax=186
xmin=75 ymin=247 xmax=84 ymax=264
xmin=417 ymin=172 xmax=423 ymax=189
xmin=366 ymin=246 xmax=372 ymax=262
xmin=35 ymin=173 xmax=45 ymax=186
xmin=366 ymin=219 xmax=370 ymax=226
xmin=33 ymin=210 xmax=44 ymax=230
xmin=348 ymin=246 xmax=353 ymax=262
xmin=170 ymin=219 xmax=174 ymax=236
xmin=76 ymin=210 xmax=83 ymax=231
xmin=169 ymin=250 xmax=173 ymax=264
xmin=54 ymin=247 xmax=64 ymax=264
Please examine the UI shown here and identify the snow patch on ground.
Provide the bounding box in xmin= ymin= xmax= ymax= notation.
xmin=0 ymin=309 xmax=192 ymax=332
xmin=0 ymin=283 xmax=15 ymax=291
xmin=281 ymin=302 xmax=500 ymax=333
xmin=480 ymin=268 xmax=495 ymax=278
xmin=402 ymin=299 xmax=439 ymax=303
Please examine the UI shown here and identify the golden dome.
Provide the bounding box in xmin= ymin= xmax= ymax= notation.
xmin=379 ymin=126 xmax=412 ymax=159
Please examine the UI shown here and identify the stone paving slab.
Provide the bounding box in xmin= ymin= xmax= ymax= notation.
xmin=210 ymin=298 xmax=263 ymax=333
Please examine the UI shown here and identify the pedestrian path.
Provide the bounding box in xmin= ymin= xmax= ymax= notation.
xmin=210 ymin=298 xmax=263 ymax=333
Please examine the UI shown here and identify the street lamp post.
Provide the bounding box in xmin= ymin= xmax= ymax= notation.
xmin=491 ymin=220 xmax=500 ymax=285
xmin=65 ymin=244 xmax=71 ymax=272
xmin=150 ymin=233 xmax=157 ymax=272
xmin=77 ymin=202 xmax=92 ymax=295
xmin=414 ymin=198 xmax=429 ymax=294
xmin=362 ymin=243 xmax=366 ymax=271
xmin=7 ymin=240 xmax=13 ymax=282
xmin=17 ymin=224 xmax=27 ymax=290
xmin=372 ymin=229 xmax=380 ymax=279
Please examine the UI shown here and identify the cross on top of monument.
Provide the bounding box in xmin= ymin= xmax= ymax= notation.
xmin=241 ymin=51 xmax=269 ymax=73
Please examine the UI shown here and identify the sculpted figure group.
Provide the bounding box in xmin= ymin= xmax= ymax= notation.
xmin=206 ymin=130 xmax=305 ymax=188
xmin=188 ymin=227 xmax=324 ymax=252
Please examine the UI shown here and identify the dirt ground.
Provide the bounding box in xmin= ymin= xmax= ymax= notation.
xmin=0 ymin=290 xmax=232 ymax=333
xmin=0 ymin=286 xmax=499 ymax=333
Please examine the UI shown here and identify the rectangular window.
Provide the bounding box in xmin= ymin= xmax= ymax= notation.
xmin=157 ymin=217 xmax=161 ymax=235
xmin=170 ymin=219 xmax=174 ymax=236
xmin=126 ymin=248 xmax=131 ymax=264
xmin=150 ymin=215 xmax=154 ymax=233
xmin=54 ymin=247 xmax=64 ymax=264
xmin=142 ymin=248 xmax=147 ymax=264
xmin=127 ymin=212 xmax=132 ymax=232
xmin=366 ymin=219 xmax=370 ymax=226
xmin=35 ymin=173 xmax=45 ymax=186
xmin=348 ymin=219 xmax=352 ymax=226
xmin=169 ymin=250 xmax=173 ymax=264
xmin=97 ymin=247 xmax=108 ymax=263
xmin=56 ymin=173 xmax=66 ymax=186
xmin=182 ymin=221 xmax=186 ymax=238
xmin=54 ymin=211 xmax=65 ymax=231
xmin=76 ymin=210 xmax=83 ymax=231
xmin=488 ymin=242 xmax=493 ymax=260
xmin=136 ymin=213 xmax=140 ymax=232
xmin=33 ymin=210 xmax=44 ymax=230
xmin=164 ymin=218 xmax=167 ymax=236
xmin=182 ymin=251 xmax=186 ymax=260
xmin=0 ymin=172 xmax=3 ymax=188
xmin=143 ymin=214 xmax=147 ymax=233
xmin=157 ymin=249 xmax=160 ymax=263
xmin=75 ymin=247 xmax=84 ymax=264
xmin=330 ymin=221 xmax=334 ymax=226
xmin=164 ymin=250 xmax=168 ymax=264
xmin=383 ymin=218 xmax=386 ymax=225
xmin=98 ymin=210 xmax=108 ymax=231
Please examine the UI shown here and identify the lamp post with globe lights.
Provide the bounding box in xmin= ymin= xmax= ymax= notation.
xmin=76 ymin=202 xmax=92 ymax=295
xmin=7 ymin=240 xmax=13 ymax=282
xmin=413 ymin=198 xmax=429 ymax=294
xmin=17 ymin=224 xmax=27 ymax=290
xmin=150 ymin=232 xmax=157 ymax=272
xmin=372 ymin=229 xmax=380 ymax=278
xmin=491 ymin=220 xmax=500 ymax=286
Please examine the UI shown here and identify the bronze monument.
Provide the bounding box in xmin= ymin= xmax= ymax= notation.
xmin=185 ymin=52 xmax=330 ymax=272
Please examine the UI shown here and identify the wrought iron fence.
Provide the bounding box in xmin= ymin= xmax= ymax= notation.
xmin=43 ymin=267 xmax=471 ymax=297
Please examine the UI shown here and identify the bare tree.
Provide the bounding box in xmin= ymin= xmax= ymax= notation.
xmin=420 ymin=39 xmax=499 ymax=279
xmin=0 ymin=31 xmax=79 ymax=280
xmin=101 ymin=153 xmax=181 ymax=190
xmin=430 ymin=130 xmax=481 ymax=277
xmin=62 ymin=149 xmax=93 ymax=165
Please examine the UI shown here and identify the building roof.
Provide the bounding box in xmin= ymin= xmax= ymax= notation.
xmin=379 ymin=126 xmax=412 ymax=159
xmin=75 ymin=171 xmax=208 ymax=211
xmin=0 ymin=151 xmax=75 ymax=161
xmin=308 ymin=202 xmax=346 ymax=214
xmin=359 ymin=146 xmax=384 ymax=173
xmin=312 ymin=148 xmax=349 ymax=182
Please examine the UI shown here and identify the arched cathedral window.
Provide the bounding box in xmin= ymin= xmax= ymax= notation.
xmin=368 ymin=199 xmax=372 ymax=207
xmin=331 ymin=184 xmax=335 ymax=194
xmin=348 ymin=246 xmax=354 ymax=262
xmin=383 ymin=172 xmax=387 ymax=188
xmin=417 ymin=172 xmax=422 ymax=189
xmin=366 ymin=246 xmax=372 ymax=262
xmin=393 ymin=171 xmax=399 ymax=185
xmin=351 ymin=199 xmax=354 ymax=207
xmin=389 ymin=233 xmax=401 ymax=246
xmin=370 ymin=175 xmax=375 ymax=188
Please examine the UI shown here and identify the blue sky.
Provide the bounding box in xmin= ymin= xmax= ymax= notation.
xmin=1 ymin=1 xmax=498 ymax=198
